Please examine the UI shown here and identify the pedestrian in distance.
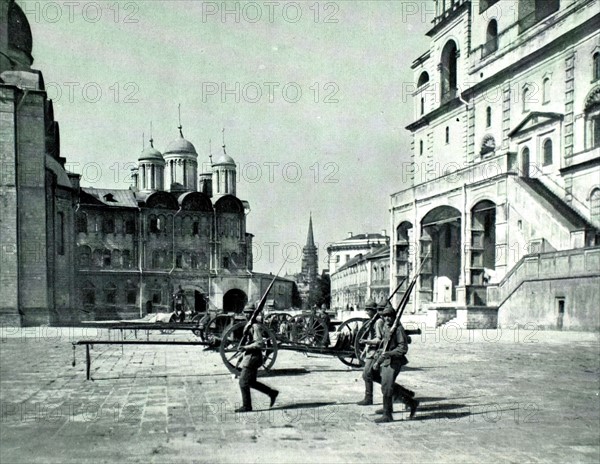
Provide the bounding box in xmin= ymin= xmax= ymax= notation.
xmin=235 ymin=303 xmax=279 ymax=413
xmin=372 ymin=304 xmax=419 ymax=423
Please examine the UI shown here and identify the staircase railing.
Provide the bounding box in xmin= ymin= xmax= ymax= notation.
xmin=486 ymin=246 xmax=600 ymax=308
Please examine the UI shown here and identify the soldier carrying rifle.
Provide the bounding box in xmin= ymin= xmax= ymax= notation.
xmin=356 ymin=300 xmax=415 ymax=407
xmin=372 ymin=304 xmax=418 ymax=423
xmin=234 ymin=258 xmax=288 ymax=413
xmin=235 ymin=302 xmax=279 ymax=413
xmin=370 ymin=252 xmax=429 ymax=423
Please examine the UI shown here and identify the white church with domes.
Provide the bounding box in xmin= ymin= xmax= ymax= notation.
xmin=0 ymin=0 xmax=293 ymax=325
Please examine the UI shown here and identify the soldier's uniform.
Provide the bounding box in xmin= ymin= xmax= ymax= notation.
xmin=356 ymin=300 xmax=382 ymax=405
xmin=236 ymin=305 xmax=279 ymax=413
xmin=374 ymin=305 xmax=419 ymax=423
xmin=357 ymin=302 xmax=415 ymax=406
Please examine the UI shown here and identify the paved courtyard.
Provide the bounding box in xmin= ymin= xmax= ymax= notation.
xmin=0 ymin=324 xmax=598 ymax=464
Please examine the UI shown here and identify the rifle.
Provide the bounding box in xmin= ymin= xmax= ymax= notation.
xmin=359 ymin=276 xmax=407 ymax=350
xmin=237 ymin=256 xmax=289 ymax=352
xmin=373 ymin=252 xmax=430 ymax=369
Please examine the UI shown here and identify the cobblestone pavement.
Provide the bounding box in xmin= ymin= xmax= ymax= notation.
xmin=0 ymin=325 xmax=598 ymax=464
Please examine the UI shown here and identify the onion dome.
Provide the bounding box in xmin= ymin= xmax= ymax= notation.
xmin=138 ymin=139 xmax=163 ymax=162
xmin=5 ymin=0 xmax=34 ymax=71
xmin=213 ymin=151 xmax=235 ymax=166
xmin=164 ymin=128 xmax=197 ymax=157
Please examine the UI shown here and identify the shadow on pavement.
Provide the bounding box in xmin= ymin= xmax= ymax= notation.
xmin=267 ymin=401 xmax=337 ymax=412
xmin=262 ymin=368 xmax=310 ymax=377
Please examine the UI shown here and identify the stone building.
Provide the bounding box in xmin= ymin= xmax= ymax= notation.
xmin=329 ymin=245 xmax=390 ymax=311
xmin=0 ymin=0 xmax=79 ymax=325
xmin=327 ymin=232 xmax=390 ymax=310
xmin=0 ymin=0 xmax=293 ymax=325
xmin=392 ymin=0 xmax=600 ymax=329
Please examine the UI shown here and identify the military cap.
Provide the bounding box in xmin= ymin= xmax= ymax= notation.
xmin=379 ymin=303 xmax=395 ymax=317
xmin=364 ymin=299 xmax=377 ymax=310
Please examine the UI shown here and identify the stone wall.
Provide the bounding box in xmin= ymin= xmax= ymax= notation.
xmin=498 ymin=276 xmax=600 ymax=330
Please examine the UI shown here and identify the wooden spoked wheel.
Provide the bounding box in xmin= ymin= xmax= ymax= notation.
xmin=334 ymin=317 xmax=368 ymax=368
xmin=264 ymin=312 xmax=294 ymax=342
xmin=290 ymin=315 xmax=328 ymax=347
xmin=190 ymin=313 xmax=210 ymax=339
xmin=219 ymin=322 xmax=278 ymax=375
xmin=203 ymin=314 xmax=234 ymax=346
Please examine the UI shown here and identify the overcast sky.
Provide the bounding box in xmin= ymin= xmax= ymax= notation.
xmin=22 ymin=0 xmax=433 ymax=274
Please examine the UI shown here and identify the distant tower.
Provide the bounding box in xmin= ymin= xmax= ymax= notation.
xmin=137 ymin=136 xmax=165 ymax=192
xmin=212 ymin=129 xmax=237 ymax=196
xmin=164 ymin=108 xmax=198 ymax=192
xmin=301 ymin=214 xmax=319 ymax=283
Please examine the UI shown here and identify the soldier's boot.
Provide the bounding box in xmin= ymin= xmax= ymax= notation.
xmin=235 ymin=388 xmax=252 ymax=413
xmin=393 ymin=384 xmax=414 ymax=410
xmin=357 ymin=381 xmax=373 ymax=405
xmin=374 ymin=396 xmax=393 ymax=423
xmin=397 ymin=384 xmax=415 ymax=399
xmin=356 ymin=395 xmax=373 ymax=406
xmin=407 ymin=398 xmax=419 ymax=420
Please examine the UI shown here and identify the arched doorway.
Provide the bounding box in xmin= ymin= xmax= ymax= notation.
xmin=470 ymin=200 xmax=497 ymax=286
xmin=223 ymin=289 xmax=247 ymax=313
xmin=420 ymin=206 xmax=462 ymax=304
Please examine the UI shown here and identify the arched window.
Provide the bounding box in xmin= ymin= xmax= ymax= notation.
xmin=125 ymin=219 xmax=135 ymax=234
xmin=93 ymin=249 xmax=103 ymax=268
xmin=486 ymin=106 xmax=492 ymax=127
xmin=441 ymin=40 xmax=458 ymax=102
xmin=76 ymin=213 xmax=88 ymax=234
xmin=192 ymin=221 xmax=200 ymax=236
xmin=191 ymin=253 xmax=199 ymax=269
xmin=420 ymin=97 xmax=425 ymax=116
xmin=590 ymin=189 xmax=600 ymax=224
xmin=523 ymin=85 xmax=532 ymax=112
xmin=542 ymin=139 xmax=553 ymax=166
xmin=122 ymin=250 xmax=131 ymax=268
xmin=584 ymin=87 xmax=600 ymax=149
xmin=594 ymin=53 xmax=600 ymax=82
xmin=126 ymin=281 xmax=137 ymax=305
xmin=149 ymin=215 xmax=159 ymax=233
xmin=521 ymin=147 xmax=530 ymax=177
xmin=543 ymin=77 xmax=551 ymax=104
xmin=78 ymin=246 xmax=91 ymax=268
xmin=112 ymin=249 xmax=121 ymax=268
xmin=104 ymin=283 xmax=117 ymax=305
xmin=417 ymin=71 xmax=429 ymax=87
xmin=484 ymin=20 xmax=498 ymax=57
xmin=82 ymin=281 xmax=95 ymax=306
xmin=102 ymin=217 xmax=115 ymax=234
xmin=57 ymin=212 xmax=65 ymax=255
xmin=103 ymin=249 xmax=112 ymax=267
xmin=445 ymin=126 xmax=450 ymax=144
